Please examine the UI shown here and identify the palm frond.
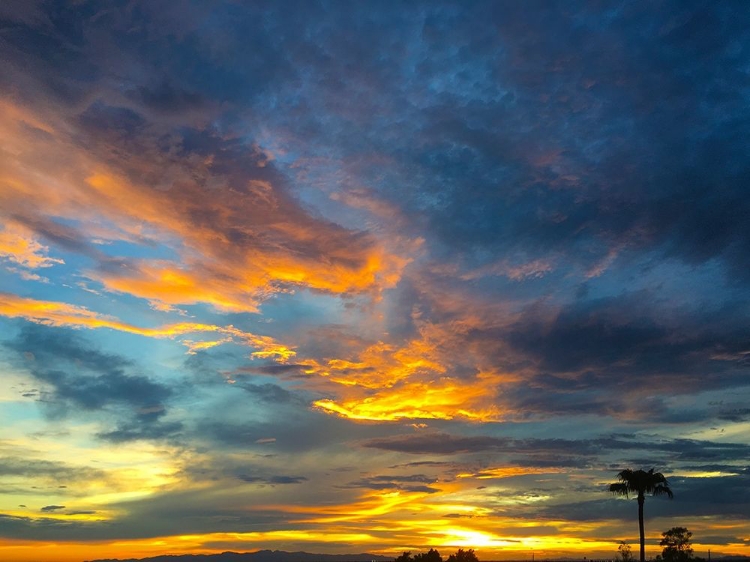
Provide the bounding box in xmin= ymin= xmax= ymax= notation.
xmin=652 ymin=483 xmax=674 ymax=499
xmin=609 ymin=482 xmax=630 ymax=497
xmin=608 ymin=468 xmax=674 ymax=499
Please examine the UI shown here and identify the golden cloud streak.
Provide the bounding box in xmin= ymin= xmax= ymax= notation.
xmin=294 ymin=311 xmax=517 ymax=422
xmin=310 ymin=364 xmax=506 ymax=422
xmin=0 ymin=222 xmax=64 ymax=270
xmin=456 ymin=467 xmax=566 ymax=480
xmin=312 ymin=377 xmax=500 ymax=422
xmin=0 ymin=293 xmax=294 ymax=360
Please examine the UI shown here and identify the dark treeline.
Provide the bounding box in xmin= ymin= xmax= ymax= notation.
xmin=395 ymin=549 xmax=479 ymax=562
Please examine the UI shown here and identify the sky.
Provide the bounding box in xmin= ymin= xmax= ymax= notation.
xmin=1 ymin=1 xmax=749 ymax=561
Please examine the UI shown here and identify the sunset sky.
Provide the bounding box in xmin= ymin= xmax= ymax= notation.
xmin=1 ymin=2 xmax=750 ymax=561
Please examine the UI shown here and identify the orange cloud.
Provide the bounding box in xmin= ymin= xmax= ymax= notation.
xmin=0 ymin=221 xmax=64 ymax=270
xmin=456 ymin=467 xmax=565 ymax=480
xmin=302 ymin=316 xmax=515 ymax=421
xmin=459 ymin=259 xmax=555 ymax=282
xmin=1 ymin=95 xmax=413 ymax=313
xmin=0 ymin=293 xmax=294 ymax=360
xmin=264 ymin=273 xmax=531 ymax=422
xmin=312 ymin=374 xmax=504 ymax=422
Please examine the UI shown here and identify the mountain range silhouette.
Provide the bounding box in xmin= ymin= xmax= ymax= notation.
xmin=88 ymin=549 xmax=394 ymax=562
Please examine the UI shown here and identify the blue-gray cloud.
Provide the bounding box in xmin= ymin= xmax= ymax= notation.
xmin=4 ymin=324 xmax=179 ymax=441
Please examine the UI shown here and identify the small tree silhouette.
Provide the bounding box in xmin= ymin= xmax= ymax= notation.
xmin=395 ymin=553 xmax=413 ymax=562
xmin=660 ymin=527 xmax=693 ymax=562
xmin=618 ymin=541 xmax=635 ymax=562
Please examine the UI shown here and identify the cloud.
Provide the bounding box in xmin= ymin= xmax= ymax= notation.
xmin=236 ymin=383 xmax=294 ymax=404
xmin=540 ymin=473 xmax=750 ymax=523
xmin=97 ymin=420 xmax=184 ymax=444
xmin=0 ymin=292 xmax=296 ymax=359
xmin=493 ymin=292 xmax=750 ymax=416
xmin=342 ymin=474 xmax=441 ymax=494
xmin=231 ymin=364 xmax=312 ymax=379
xmin=361 ymin=433 xmax=513 ymax=455
xmin=0 ymin=221 xmax=64 ymax=270
xmin=198 ymin=410 xmax=384 ymax=454
xmin=0 ymin=456 xmax=106 ymax=483
xmin=3 ymin=325 xmax=180 ymax=443
xmin=6 ymin=324 xmax=170 ymax=411
xmin=40 ymin=505 xmax=65 ymax=512
xmin=361 ymin=431 xmax=750 ymax=469
xmin=303 ymin=310 xmax=514 ymax=422
xmin=0 ymin=89 xmax=412 ymax=314
xmin=238 ymin=475 xmax=308 ymax=485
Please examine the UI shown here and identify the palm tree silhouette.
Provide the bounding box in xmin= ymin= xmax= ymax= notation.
xmin=609 ymin=468 xmax=673 ymax=562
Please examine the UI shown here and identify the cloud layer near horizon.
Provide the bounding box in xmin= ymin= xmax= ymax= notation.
xmin=1 ymin=2 xmax=749 ymax=561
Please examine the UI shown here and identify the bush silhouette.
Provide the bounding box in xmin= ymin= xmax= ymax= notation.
xmin=414 ymin=550 xmax=442 ymax=562
xmin=447 ymin=549 xmax=479 ymax=562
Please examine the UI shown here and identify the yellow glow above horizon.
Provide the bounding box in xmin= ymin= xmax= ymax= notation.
xmin=7 ymin=522 xmax=744 ymax=562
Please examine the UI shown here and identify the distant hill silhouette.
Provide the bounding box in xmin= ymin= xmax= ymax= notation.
xmin=87 ymin=551 xmax=750 ymax=562
xmin=88 ymin=549 xmax=394 ymax=562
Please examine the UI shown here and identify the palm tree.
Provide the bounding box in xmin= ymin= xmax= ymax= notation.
xmin=609 ymin=469 xmax=673 ymax=562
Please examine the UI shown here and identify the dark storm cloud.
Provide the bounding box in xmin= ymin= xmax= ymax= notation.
xmin=342 ymin=474 xmax=440 ymax=494
xmin=3 ymin=1 xmax=750 ymax=281
xmin=0 ymin=496 xmax=292 ymax=541
xmin=541 ymin=473 xmax=750 ymax=523
xmin=361 ymin=432 xmax=604 ymax=459
xmin=135 ymin=0 xmax=749 ymax=287
xmin=0 ymin=513 xmax=85 ymax=538
xmin=667 ymin=474 xmax=750 ymax=513
xmin=400 ymin=3 xmax=750 ymax=280
xmin=238 ymin=474 xmax=308 ymax=485
xmin=504 ymin=293 xmax=750 ymax=381
xmin=389 ymin=461 xmax=455 ymax=469
xmin=97 ymin=420 xmax=183 ymax=443
xmin=101 ymin=488 xmax=298 ymax=541
xmin=201 ymin=418 xmax=354 ymax=453
xmin=599 ymin=436 xmax=750 ymax=464
xmin=362 ymin=432 xmax=750 ymax=468
xmin=236 ymin=383 xmax=294 ymax=404
xmin=453 ymin=291 xmax=750 ymax=419
xmin=198 ymin=404 xmax=390 ymax=454
xmin=363 ymin=433 xmax=511 ymax=455
xmin=717 ymin=408 xmax=750 ymax=423
xmin=6 ymin=325 xmax=169 ymax=409
xmin=233 ymin=364 xmax=311 ymax=378
xmin=3 ymin=0 xmax=749 ymax=315
xmin=0 ymin=457 xmax=105 ymax=482
xmin=4 ymin=324 xmax=175 ymax=439
xmin=0 ymin=1 xmax=290 ymax=108
xmin=126 ymin=81 xmax=209 ymax=115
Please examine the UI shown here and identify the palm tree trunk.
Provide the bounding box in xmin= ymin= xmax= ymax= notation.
xmin=638 ymin=494 xmax=645 ymax=562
